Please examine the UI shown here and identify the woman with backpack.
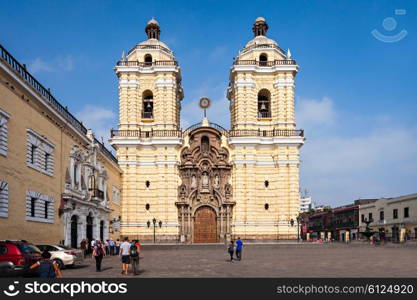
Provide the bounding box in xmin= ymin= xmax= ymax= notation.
xmin=30 ymin=250 xmax=63 ymax=278
xmin=93 ymin=240 xmax=106 ymax=272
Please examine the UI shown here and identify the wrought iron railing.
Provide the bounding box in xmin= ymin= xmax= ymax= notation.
xmin=116 ymin=60 xmax=178 ymax=67
xmin=229 ymin=129 xmax=304 ymax=137
xmin=182 ymin=122 xmax=229 ymax=137
xmin=233 ymin=59 xmax=296 ymax=66
xmin=90 ymin=188 xmax=104 ymax=200
xmin=111 ymin=127 xmax=304 ymax=139
xmin=141 ymin=111 xmax=154 ymax=119
xmin=110 ymin=129 xmax=182 ymax=138
xmin=94 ymin=138 xmax=118 ymax=164
xmin=0 ymin=44 xmax=88 ymax=135
xmin=128 ymin=44 xmax=173 ymax=56
xmin=257 ymin=111 xmax=271 ymax=118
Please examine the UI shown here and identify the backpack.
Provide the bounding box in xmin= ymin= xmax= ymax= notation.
xmin=130 ymin=245 xmax=138 ymax=257
xmin=95 ymin=246 xmax=103 ymax=256
xmin=38 ymin=261 xmax=56 ymax=278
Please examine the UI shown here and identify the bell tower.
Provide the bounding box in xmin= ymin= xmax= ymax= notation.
xmin=227 ymin=17 xmax=297 ymax=131
xmin=115 ymin=18 xmax=183 ymax=131
xmin=226 ymin=17 xmax=305 ymax=240
xmin=110 ymin=19 xmax=184 ymax=241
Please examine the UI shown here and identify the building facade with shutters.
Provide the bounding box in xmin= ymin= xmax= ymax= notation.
xmin=110 ymin=17 xmax=305 ymax=243
xmin=0 ymin=44 xmax=122 ymax=246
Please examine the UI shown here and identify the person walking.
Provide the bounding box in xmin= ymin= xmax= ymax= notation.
xmin=119 ymin=237 xmax=131 ymax=275
xmin=109 ymin=239 xmax=115 ymax=255
xmin=30 ymin=250 xmax=63 ymax=278
xmin=115 ymin=239 xmax=121 ymax=255
xmin=80 ymin=239 xmax=87 ymax=258
xmin=130 ymin=240 xmax=140 ymax=275
xmin=90 ymin=239 xmax=96 ymax=258
xmin=227 ymin=240 xmax=235 ymax=262
xmin=235 ymin=237 xmax=243 ymax=261
xmin=93 ymin=240 xmax=106 ymax=272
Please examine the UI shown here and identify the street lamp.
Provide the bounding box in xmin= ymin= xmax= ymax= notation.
xmin=147 ymin=218 xmax=163 ymax=243
xmin=296 ymin=215 xmax=302 ymax=242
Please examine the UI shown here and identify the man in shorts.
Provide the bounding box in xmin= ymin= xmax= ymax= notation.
xmin=119 ymin=237 xmax=131 ymax=275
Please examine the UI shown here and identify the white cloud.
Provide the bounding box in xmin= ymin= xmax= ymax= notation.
xmin=297 ymin=97 xmax=417 ymax=207
xmin=28 ymin=58 xmax=53 ymax=73
xmin=75 ymin=105 xmax=116 ymax=148
xmin=297 ymin=97 xmax=337 ymax=128
xmin=28 ymin=55 xmax=75 ymax=74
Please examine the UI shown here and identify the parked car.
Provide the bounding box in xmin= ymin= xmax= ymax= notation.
xmin=0 ymin=240 xmax=42 ymax=277
xmin=36 ymin=244 xmax=83 ymax=269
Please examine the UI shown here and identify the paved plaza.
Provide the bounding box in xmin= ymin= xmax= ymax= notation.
xmin=62 ymin=243 xmax=417 ymax=278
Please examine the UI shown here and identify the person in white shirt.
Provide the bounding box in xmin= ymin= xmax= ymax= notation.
xmin=119 ymin=237 xmax=131 ymax=275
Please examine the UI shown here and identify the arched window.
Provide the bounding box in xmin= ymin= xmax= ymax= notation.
xmin=142 ymin=90 xmax=154 ymax=119
xmin=201 ymin=136 xmax=209 ymax=153
xmin=144 ymin=54 xmax=152 ymax=66
xmin=257 ymin=89 xmax=271 ymax=118
xmin=88 ymin=175 xmax=96 ymax=191
xmin=259 ymin=53 xmax=268 ymax=66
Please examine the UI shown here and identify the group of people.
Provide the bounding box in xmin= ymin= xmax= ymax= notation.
xmin=227 ymin=237 xmax=243 ymax=262
xmin=80 ymin=238 xmax=122 ymax=258
xmin=29 ymin=237 xmax=245 ymax=278
xmin=87 ymin=237 xmax=141 ymax=274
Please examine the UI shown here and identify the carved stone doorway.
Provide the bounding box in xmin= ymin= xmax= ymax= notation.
xmin=194 ymin=206 xmax=217 ymax=243
xmin=176 ymin=125 xmax=235 ymax=243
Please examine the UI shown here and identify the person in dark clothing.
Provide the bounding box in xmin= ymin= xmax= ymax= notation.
xmin=227 ymin=240 xmax=235 ymax=261
xmin=130 ymin=240 xmax=140 ymax=275
xmin=92 ymin=241 xmax=106 ymax=272
xmin=30 ymin=250 xmax=63 ymax=278
xmin=235 ymin=237 xmax=243 ymax=261
xmin=80 ymin=239 xmax=87 ymax=258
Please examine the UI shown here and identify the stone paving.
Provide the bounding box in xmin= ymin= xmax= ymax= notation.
xmin=62 ymin=243 xmax=417 ymax=278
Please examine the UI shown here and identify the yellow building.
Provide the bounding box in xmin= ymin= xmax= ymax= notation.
xmin=110 ymin=17 xmax=305 ymax=243
xmin=0 ymin=44 xmax=122 ymax=246
xmin=359 ymin=193 xmax=417 ymax=242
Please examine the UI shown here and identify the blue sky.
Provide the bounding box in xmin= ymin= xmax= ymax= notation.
xmin=1 ymin=0 xmax=416 ymax=206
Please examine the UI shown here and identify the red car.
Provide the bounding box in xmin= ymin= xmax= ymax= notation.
xmin=0 ymin=240 xmax=42 ymax=277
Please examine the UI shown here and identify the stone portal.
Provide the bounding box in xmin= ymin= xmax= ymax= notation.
xmin=176 ymin=126 xmax=234 ymax=243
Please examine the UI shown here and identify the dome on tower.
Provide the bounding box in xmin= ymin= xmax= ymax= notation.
xmin=147 ymin=18 xmax=159 ymax=26
xmin=255 ymin=16 xmax=266 ymax=23
xmin=237 ymin=17 xmax=288 ymax=60
xmin=243 ymin=17 xmax=280 ymax=50
xmin=127 ymin=18 xmax=174 ymax=58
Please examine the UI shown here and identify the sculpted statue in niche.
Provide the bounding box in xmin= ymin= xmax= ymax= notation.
xmin=202 ymin=172 xmax=209 ymax=188
xmin=191 ymin=175 xmax=197 ymax=189
xmin=179 ymin=183 xmax=187 ymax=199
xmin=214 ymin=175 xmax=220 ymax=188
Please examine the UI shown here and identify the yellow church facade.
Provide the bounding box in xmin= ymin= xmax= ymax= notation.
xmin=110 ymin=17 xmax=305 ymax=243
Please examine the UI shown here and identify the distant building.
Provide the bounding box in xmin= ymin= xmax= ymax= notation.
xmin=359 ymin=193 xmax=417 ymax=242
xmin=300 ymin=195 xmax=312 ymax=212
xmin=300 ymin=200 xmax=377 ymax=241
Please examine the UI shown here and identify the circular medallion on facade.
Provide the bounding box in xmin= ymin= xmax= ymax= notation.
xmin=199 ymin=97 xmax=211 ymax=109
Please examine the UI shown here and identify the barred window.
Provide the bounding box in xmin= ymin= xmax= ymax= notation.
xmin=0 ymin=181 xmax=9 ymax=218
xmin=27 ymin=129 xmax=54 ymax=176
xmin=26 ymin=190 xmax=54 ymax=223
xmin=0 ymin=109 xmax=10 ymax=157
